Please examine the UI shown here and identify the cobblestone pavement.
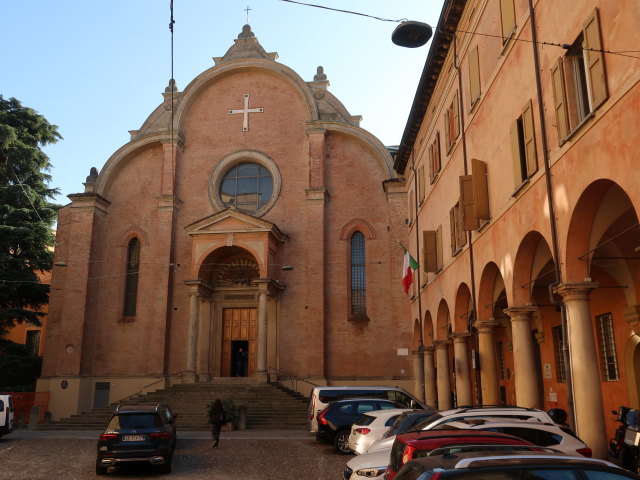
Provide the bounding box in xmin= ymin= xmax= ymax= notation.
xmin=0 ymin=430 xmax=350 ymax=480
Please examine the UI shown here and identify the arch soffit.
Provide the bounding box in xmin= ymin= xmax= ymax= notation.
xmin=320 ymin=122 xmax=395 ymax=178
xmin=412 ymin=319 xmax=422 ymax=349
xmin=435 ymin=299 xmax=451 ymax=341
xmin=424 ymin=311 xmax=435 ymax=345
xmin=175 ymin=59 xmax=320 ymax=128
xmin=196 ymin=244 xmax=262 ymax=279
xmin=478 ymin=262 xmax=507 ymax=321
xmin=339 ymin=219 xmax=376 ymax=240
xmin=512 ymin=231 xmax=553 ymax=306
xmin=453 ymin=283 xmax=472 ymax=332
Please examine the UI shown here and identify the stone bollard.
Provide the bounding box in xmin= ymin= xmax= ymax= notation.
xmin=238 ymin=405 xmax=247 ymax=430
xmin=28 ymin=406 xmax=39 ymax=430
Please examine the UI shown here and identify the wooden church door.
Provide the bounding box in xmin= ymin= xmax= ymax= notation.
xmin=221 ymin=308 xmax=257 ymax=377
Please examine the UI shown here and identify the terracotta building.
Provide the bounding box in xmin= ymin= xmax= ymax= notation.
xmin=37 ymin=26 xmax=412 ymax=420
xmin=397 ymin=0 xmax=640 ymax=459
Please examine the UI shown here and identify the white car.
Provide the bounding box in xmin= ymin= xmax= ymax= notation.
xmin=432 ymin=418 xmax=592 ymax=456
xmin=344 ymin=449 xmax=391 ymax=480
xmin=348 ymin=408 xmax=412 ymax=455
xmin=366 ymin=406 xmax=555 ymax=453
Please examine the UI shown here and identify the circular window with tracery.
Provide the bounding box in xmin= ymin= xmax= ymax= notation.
xmin=220 ymin=163 xmax=273 ymax=213
xmin=209 ymin=151 xmax=281 ymax=217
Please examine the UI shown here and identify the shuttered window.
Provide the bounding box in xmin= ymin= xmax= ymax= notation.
xmin=449 ymin=201 xmax=467 ymax=256
xmin=123 ymin=238 xmax=140 ymax=317
xmin=551 ymin=8 xmax=607 ymax=143
xmin=445 ymin=92 xmax=460 ymax=151
xmin=511 ymin=100 xmax=538 ymax=187
xmin=418 ymin=165 xmax=425 ymax=204
xmin=423 ymin=230 xmax=438 ymax=273
xmin=460 ymin=160 xmax=490 ymax=231
xmin=429 ymin=133 xmax=442 ymax=184
xmin=499 ymin=0 xmax=516 ymax=43
xmin=468 ymin=45 xmax=481 ymax=105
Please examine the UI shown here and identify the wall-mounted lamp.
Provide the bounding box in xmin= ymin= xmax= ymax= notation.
xmin=54 ymin=261 xmax=67 ymax=267
xmin=281 ymin=265 xmax=294 ymax=271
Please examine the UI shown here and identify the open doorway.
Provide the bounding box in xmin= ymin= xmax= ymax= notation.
xmin=232 ymin=340 xmax=249 ymax=377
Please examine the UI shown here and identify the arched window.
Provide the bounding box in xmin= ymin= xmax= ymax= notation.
xmin=350 ymin=232 xmax=366 ymax=316
xmin=123 ymin=238 xmax=140 ymax=317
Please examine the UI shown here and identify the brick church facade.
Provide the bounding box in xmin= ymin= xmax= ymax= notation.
xmin=38 ymin=25 xmax=412 ymax=419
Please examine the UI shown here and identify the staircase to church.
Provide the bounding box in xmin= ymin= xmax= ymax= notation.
xmin=37 ymin=378 xmax=309 ymax=431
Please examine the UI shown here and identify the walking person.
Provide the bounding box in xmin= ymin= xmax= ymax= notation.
xmin=235 ymin=347 xmax=247 ymax=377
xmin=208 ymin=399 xmax=226 ymax=448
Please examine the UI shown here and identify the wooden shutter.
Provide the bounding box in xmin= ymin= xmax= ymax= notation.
xmin=409 ymin=189 xmax=415 ymax=223
xmin=472 ymin=158 xmax=490 ymax=220
xmin=583 ymin=8 xmax=607 ymax=109
xmin=434 ymin=133 xmax=441 ymax=174
xmin=460 ymin=175 xmax=478 ymax=230
xmin=510 ymin=120 xmax=524 ymax=186
xmin=522 ymin=100 xmax=538 ymax=177
xmin=423 ymin=230 xmax=438 ymax=272
xmin=428 ymin=144 xmax=435 ymax=183
xmin=436 ymin=225 xmax=443 ymax=271
xmin=469 ymin=46 xmax=481 ymax=104
xmin=418 ymin=165 xmax=425 ymax=204
xmin=457 ymin=200 xmax=467 ymax=247
xmin=551 ymin=58 xmax=569 ymax=141
xmin=444 ymin=109 xmax=451 ymax=148
xmin=449 ymin=207 xmax=457 ymax=254
xmin=500 ymin=0 xmax=516 ymax=41
xmin=453 ymin=91 xmax=460 ymax=139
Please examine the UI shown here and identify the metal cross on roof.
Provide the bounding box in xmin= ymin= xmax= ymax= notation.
xmin=228 ymin=93 xmax=264 ymax=132
xmin=245 ymin=6 xmax=252 ymax=24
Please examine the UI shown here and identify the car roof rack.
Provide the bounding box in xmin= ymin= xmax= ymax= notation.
xmin=428 ymin=445 xmax=560 ymax=457
xmin=453 ymin=454 xmax=613 ymax=469
xmin=453 ymin=405 xmax=542 ymax=413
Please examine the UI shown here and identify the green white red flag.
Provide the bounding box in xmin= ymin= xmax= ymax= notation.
xmin=402 ymin=249 xmax=419 ymax=294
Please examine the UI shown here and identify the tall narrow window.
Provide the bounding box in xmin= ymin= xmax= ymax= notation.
xmin=552 ymin=325 xmax=567 ymax=383
xmin=497 ymin=341 xmax=506 ymax=380
xmin=596 ymin=313 xmax=619 ymax=381
xmin=350 ymin=232 xmax=366 ymax=316
xmin=123 ymin=238 xmax=140 ymax=317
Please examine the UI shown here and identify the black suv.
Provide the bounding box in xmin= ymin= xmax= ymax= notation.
xmin=317 ymin=398 xmax=404 ymax=454
xmin=96 ymin=403 xmax=177 ymax=475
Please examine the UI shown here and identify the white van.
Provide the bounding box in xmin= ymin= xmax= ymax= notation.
xmin=0 ymin=394 xmax=14 ymax=438
xmin=308 ymin=386 xmax=431 ymax=433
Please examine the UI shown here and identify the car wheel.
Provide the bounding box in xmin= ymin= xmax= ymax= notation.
xmin=95 ymin=460 xmax=108 ymax=475
xmin=333 ymin=430 xmax=352 ymax=455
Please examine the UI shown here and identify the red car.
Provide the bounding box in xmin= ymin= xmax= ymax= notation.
xmin=384 ymin=429 xmax=535 ymax=480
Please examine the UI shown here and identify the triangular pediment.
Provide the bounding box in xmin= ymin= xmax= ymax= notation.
xmin=184 ymin=209 xmax=286 ymax=241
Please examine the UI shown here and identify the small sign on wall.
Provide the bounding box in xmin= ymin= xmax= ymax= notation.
xmin=544 ymin=363 xmax=553 ymax=379
xmin=397 ymin=348 xmax=409 ymax=356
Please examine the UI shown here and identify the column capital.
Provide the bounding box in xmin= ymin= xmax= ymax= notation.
xmin=504 ymin=306 xmax=538 ymax=322
xmin=451 ymin=332 xmax=471 ymax=343
xmin=473 ymin=320 xmax=500 ymax=333
xmin=184 ymin=279 xmax=214 ymax=296
xmin=624 ymin=305 xmax=640 ymax=330
xmin=553 ymin=281 xmax=598 ymax=302
xmin=433 ymin=340 xmax=451 ymax=349
xmin=422 ymin=345 xmax=436 ymax=354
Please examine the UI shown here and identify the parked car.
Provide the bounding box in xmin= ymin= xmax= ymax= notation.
xmin=0 ymin=394 xmax=14 ymax=438
xmin=432 ymin=417 xmax=592 ymax=456
xmin=308 ymin=386 xmax=430 ymax=433
xmin=349 ymin=409 xmax=413 ymax=455
xmin=392 ymin=450 xmax=637 ymax=480
xmin=317 ymin=398 xmax=404 ymax=454
xmin=367 ymin=405 xmax=554 ymax=454
xmin=95 ymin=403 xmax=177 ymax=475
xmin=385 ymin=429 xmax=538 ymax=479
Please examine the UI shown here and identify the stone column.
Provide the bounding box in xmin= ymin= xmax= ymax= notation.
xmin=452 ymin=333 xmax=472 ymax=407
xmin=434 ymin=340 xmax=452 ymax=410
xmin=185 ymin=290 xmax=200 ymax=382
xmin=504 ymin=306 xmax=541 ymax=408
xmin=256 ymin=288 xmax=269 ymax=380
xmin=413 ymin=350 xmax=425 ymax=401
xmin=474 ymin=320 xmax=500 ymax=405
xmin=423 ymin=346 xmax=437 ymax=408
xmin=555 ymin=281 xmax=607 ymax=459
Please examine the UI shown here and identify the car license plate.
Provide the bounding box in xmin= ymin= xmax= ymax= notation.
xmin=122 ymin=434 xmax=145 ymax=441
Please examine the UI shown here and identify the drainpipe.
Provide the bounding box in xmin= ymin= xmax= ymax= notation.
xmin=528 ymin=0 xmax=574 ymax=428
xmin=447 ymin=31 xmax=482 ymax=405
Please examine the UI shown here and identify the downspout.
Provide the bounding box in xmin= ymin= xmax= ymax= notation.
xmin=527 ymin=0 xmax=574 ymax=428
xmin=450 ymin=31 xmax=482 ymax=405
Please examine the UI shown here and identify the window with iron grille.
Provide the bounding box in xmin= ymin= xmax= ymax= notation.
xmin=350 ymin=232 xmax=366 ymax=315
xmin=552 ymin=325 xmax=567 ymax=383
xmin=123 ymin=238 xmax=140 ymax=317
xmin=596 ymin=313 xmax=619 ymax=381
xmin=497 ymin=341 xmax=506 ymax=380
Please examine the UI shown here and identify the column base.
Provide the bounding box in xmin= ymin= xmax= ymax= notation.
xmin=182 ymin=371 xmax=196 ymax=383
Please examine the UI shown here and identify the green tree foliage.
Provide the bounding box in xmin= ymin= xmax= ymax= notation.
xmin=0 ymin=95 xmax=61 ymax=334
xmin=0 ymin=338 xmax=42 ymax=391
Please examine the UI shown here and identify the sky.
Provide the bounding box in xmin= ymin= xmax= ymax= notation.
xmin=2 ymin=0 xmax=444 ymax=205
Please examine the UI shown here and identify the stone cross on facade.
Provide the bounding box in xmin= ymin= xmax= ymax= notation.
xmin=228 ymin=93 xmax=263 ymax=132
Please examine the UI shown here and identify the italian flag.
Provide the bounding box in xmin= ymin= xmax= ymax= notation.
xmin=402 ymin=250 xmax=419 ymax=294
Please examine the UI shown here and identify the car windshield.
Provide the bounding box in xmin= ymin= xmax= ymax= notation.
xmin=385 ymin=413 xmax=438 ymax=438
xmin=108 ymin=413 xmax=161 ymax=430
